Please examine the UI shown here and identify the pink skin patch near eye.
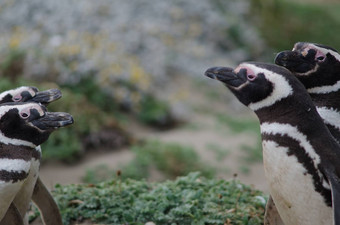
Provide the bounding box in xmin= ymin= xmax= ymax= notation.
xmin=12 ymin=94 xmax=22 ymax=102
xmin=20 ymin=108 xmax=31 ymax=119
xmin=235 ymin=66 xmax=256 ymax=81
xmin=315 ymin=50 xmax=326 ymax=62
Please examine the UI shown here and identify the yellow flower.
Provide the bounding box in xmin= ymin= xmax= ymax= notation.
xmin=9 ymin=37 xmax=20 ymax=48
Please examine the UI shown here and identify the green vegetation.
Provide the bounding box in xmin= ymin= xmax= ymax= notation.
xmin=241 ymin=141 xmax=263 ymax=164
xmin=251 ymin=0 xmax=340 ymax=52
xmin=0 ymin=71 xmax=176 ymax=162
xmin=137 ymin=95 xmax=174 ymax=128
xmin=216 ymin=114 xmax=259 ymax=134
xmin=0 ymin=47 xmax=25 ymax=79
xmin=216 ymin=114 xmax=263 ymax=171
xmin=206 ymin=142 xmax=230 ymax=162
xmin=83 ymin=140 xmax=215 ymax=183
xmin=53 ymin=172 xmax=266 ymax=225
xmin=61 ymin=75 xmax=174 ymax=128
xmin=0 ymin=76 xmax=128 ymax=162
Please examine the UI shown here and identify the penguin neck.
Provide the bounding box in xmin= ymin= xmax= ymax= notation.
xmin=255 ymin=94 xmax=340 ymax=160
xmin=254 ymin=95 xmax=326 ymax=136
xmin=309 ymin=88 xmax=340 ymax=111
xmin=0 ymin=143 xmax=38 ymax=161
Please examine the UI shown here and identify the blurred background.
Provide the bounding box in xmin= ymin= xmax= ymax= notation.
xmin=0 ymin=0 xmax=339 ymax=197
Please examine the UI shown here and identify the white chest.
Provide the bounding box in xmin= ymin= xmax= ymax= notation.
xmin=0 ymin=181 xmax=24 ymax=220
xmin=262 ymin=140 xmax=332 ymax=225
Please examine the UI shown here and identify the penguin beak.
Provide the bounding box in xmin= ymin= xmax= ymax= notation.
xmin=31 ymin=89 xmax=62 ymax=105
xmin=32 ymin=112 xmax=74 ymax=131
xmin=275 ymin=50 xmax=312 ymax=73
xmin=205 ymin=67 xmax=245 ymax=87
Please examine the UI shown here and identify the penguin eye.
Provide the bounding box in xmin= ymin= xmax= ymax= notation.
xmin=236 ymin=66 xmax=257 ymax=81
xmin=315 ymin=50 xmax=326 ymax=62
xmin=316 ymin=56 xmax=325 ymax=61
xmin=20 ymin=109 xmax=31 ymax=119
xmin=247 ymin=74 xmax=256 ymax=81
xmin=12 ymin=95 xmax=22 ymax=102
xmin=20 ymin=113 xmax=29 ymax=119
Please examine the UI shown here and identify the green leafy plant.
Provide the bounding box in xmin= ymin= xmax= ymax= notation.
xmin=41 ymin=129 xmax=82 ymax=163
xmin=52 ymin=172 xmax=267 ymax=225
xmin=137 ymin=95 xmax=175 ymax=128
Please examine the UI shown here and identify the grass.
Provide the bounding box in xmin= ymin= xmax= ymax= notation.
xmin=251 ymin=0 xmax=340 ymax=53
xmin=206 ymin=142 xmax=230 ymax=162
xmin=83 ymin=140 xmax=216 ymax=183
xmin=215 ymin=113 xmax=263 ymax=172
xmin=216 ymin=113 xmax=260 ymax=134
xmin=51 ymin=172 xmax=267 ymax=225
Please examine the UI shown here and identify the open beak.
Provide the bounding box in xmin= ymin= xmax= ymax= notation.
xmin=204 ymin=67 xmax=244 ymax=87
xmin=31 ymin=89 xmax=62 ymax=105
xmin=32 ymin=112 xmax=74 ymax=130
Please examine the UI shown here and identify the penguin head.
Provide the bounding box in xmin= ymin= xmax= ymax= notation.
xmin=0 ymin=86 xmax=62 ymax=105
xmin=0 ymin=102 xmax=73 ymax=147
xmin=275 ymin=42 xmax=340 ymax=89
xmin=205 ymin=62 xmax=308 ymax=111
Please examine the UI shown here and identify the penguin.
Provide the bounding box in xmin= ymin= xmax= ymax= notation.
xmin=272 ymin=43 xmax=340 ymax=225
xmin=205 ymin=62 xmax=340 ymax=225
xmin=0 ymin=86 xmax=61 ymax=105
xmin=0 ymin=102 xmax=73 ymax=223
xmin=0 ymin=86 xmax=63 ymax=225
xmin=275 ymin=42 xmax=340 ymax=142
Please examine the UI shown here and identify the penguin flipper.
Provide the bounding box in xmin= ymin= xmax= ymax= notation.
xmin=264 ymin=196 xmax=285 ymax=225
xmin=328 ymin=176 xmax=340 ymax=225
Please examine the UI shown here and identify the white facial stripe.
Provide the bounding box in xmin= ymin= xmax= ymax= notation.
xmin=316 ymin=107 xmax=340 ymax=130
xmin=240 ymin=64 xmax=293 ymax=111
xmin=307 ymin=80 xmax=340 ymax=94
xmin=233 ymin=81 xmax=249 ymax=90
xmin=0 ymin=87 xmax=35 ymax=101
xmin=261 ymin=122 xmax=330 ymax=190
xmin=0 ymin=159 xmax=31 ymax=173
xmin=308 ymin=44 xmax=340 ymax=62
xmin=295 ymin=64 xmax=319 ymax=76
xmin=0 ymin=103 xmax=44 ymax=118
xmin=0 ymin=132 xmax=36 ymax=148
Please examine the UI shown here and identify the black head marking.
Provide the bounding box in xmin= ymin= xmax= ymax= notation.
xmin=205 ymin=64 xmax=274 ymax=107
xmin=205 ymin=62 xmax=311 ymax=112
xmin=0 ymin=86 xmax=62 ymax=105
xmin=275 ymin=42 xmax=340 ymax=89
xmin=0 ymin=103 xmax=73 ymax=146
xmin=0 ymin=87 xmax=38 ymax=104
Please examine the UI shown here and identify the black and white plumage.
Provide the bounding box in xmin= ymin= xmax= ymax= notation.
xmin=0 ymin=86 xmax=61 ymax=105
xmin=0 ymin=102 xmax=73 ymax=222
xmin=275 ymin=42 xmax=340 ymax=143
xmin=205 ymin=62 xmax=340 ymax=225
xmin=0 ymin=86 xmax=63 ymax=224
xmin=270 ymin=42 xmax=340 ymax=225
